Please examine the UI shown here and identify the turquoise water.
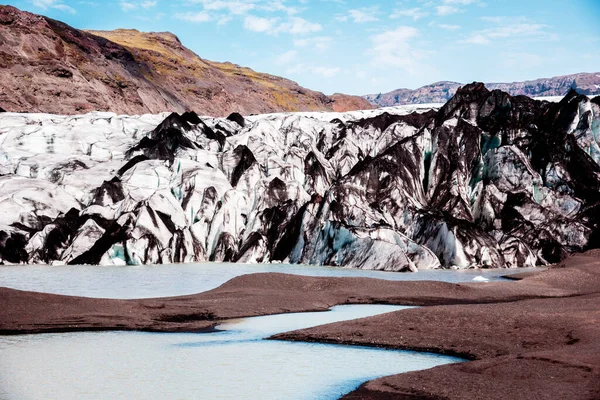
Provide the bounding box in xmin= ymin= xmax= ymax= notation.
xmin=0 ymin=305 xmax=462 ymax=400
xmin=0 ymin=262 xmax=535 ymax=299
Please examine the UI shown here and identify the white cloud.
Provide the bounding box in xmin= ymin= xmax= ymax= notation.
xmin=175 ymin=11 xmax=212 ymax=22
xmin=244 ymin=15 xmax=276 ymax=32
xmin=438 ymin=24 xmax=461 ymax=31
xmin=369 ymin=26 xmax=424 ymax=73
xmin=31 ymin=0 xmax=53 ymax=6
xmin=120 ymin=2 xmax=136 ymax=11
xmin=442 ymin=0 xmax=479 ymax=5
xmin=116 ymin=0 xmax=159 ymax=12
xmin=260 ymin=1 xmax=300 ymax=15
xmin=433 ymin=0 xmax=480 ymax=16
xmin=462 ymin=33 xmax=489 ymax=44
xmin=348 ymin=7 xmax=379 ymax=23
xmin=336 ymin=7 xmax=379 ymax=23
xmin=391 ymin=8 xmax=428 ymax=21
xmin=187 ymin=0 xmax=300 ymax=17
xmin=176 ymin=0 xmax=260 ymax=24
xmin=141 ymin=1 xmax=157 ymax=8
xmin=488 ymin=24 xmax=548 ymax=38
xmin=460 ymin=17 xmax=551 ymax=45
xmin=201 ymin=1 xmax=256 ymax=15
xmin=52 ymin=3 xmax=76 ymax=13
xmin=278 ymin=17 xmax=322 ymax=34
xmin=30 ymin=0 xmax=76 ymax=13
xmin=436 ymin=5 xmax=459 ymax=16
xmin=243 ymin=14 xmax=321 ymax=35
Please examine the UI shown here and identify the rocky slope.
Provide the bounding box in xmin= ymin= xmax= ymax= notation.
xmin=365 ymin=73 xmax=600 ymax=107
xmin=0 ymin=84 xmax=599 ymax=270
xmin=0 ymin=6 xmax=370 ymax=116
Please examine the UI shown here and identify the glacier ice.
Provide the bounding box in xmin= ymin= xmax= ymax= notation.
xmin=0 ymin=85 xmax=599 ymax=271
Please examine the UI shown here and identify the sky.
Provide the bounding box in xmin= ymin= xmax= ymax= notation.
xmin=6 ymin=0 xmax=600 ymax=95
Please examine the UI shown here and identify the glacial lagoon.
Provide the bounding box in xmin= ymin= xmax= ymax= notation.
xmin=0 ymin=263 xmax=532 ymax=399
xmin=0 ymin=305 xmax=463 ymax=400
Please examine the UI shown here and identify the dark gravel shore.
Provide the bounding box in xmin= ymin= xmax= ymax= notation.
xmin=274 ymin=251 xmax=600 ymax=400
xmin=1 ymin=251 xmax=599 ymax=399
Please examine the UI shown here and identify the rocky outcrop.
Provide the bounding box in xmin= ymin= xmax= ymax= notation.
xmin=329 ymin=93 xmax=376 ymax=112
xmin=365 ymin=73 xmax=600 ymax=107
xmin=0 ymin=84 xmax=599 ymax=270
xmin=0 ymin=6 xmax=366 ymax=116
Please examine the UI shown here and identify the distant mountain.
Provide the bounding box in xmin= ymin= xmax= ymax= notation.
xmin=364 ymin=73 xmax=600 ymax=107
xmin=0 ymin=5 xmax=372 ymax=116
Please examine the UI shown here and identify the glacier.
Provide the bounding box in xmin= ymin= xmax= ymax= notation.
xmin=0 ymin=84 xmax=599 ymax=271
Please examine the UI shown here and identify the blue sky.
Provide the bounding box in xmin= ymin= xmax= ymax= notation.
xmin=8 ymin=0 xmax=600 ymax=95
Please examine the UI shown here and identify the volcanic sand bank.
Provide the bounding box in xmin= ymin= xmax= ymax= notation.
xmin=1 ymin=251 xmax=599 ymax=399
xmin=275 ymin=252 xmax=600 ymax=400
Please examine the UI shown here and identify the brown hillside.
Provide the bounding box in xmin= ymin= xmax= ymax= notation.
xmin=0 ymin=6 xmax=367 ymax=116
xmin=329 ymin=93 xmax=375 ymax=112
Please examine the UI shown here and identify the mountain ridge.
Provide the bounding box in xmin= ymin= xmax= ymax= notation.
xmin=365 ymin=73 xmax=600 ymax=107
xmin=0 ymin=5 xmax=372 ymax=116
